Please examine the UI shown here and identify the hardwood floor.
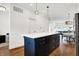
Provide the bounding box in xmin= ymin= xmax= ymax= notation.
xmin=10 ymin=43 xmax=76 ymax=56
xmin=50 ymin=44 xmax=76 ymax=56
xmin=0 ymin=46 xmax=9 ymax=56
xmin=10 ymin=46 xmax=24 ymax=56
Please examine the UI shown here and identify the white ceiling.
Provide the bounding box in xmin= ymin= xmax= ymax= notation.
xmin=16 ymin=3 xmax=78 ymax=20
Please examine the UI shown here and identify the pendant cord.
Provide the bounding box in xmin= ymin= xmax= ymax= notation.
xmin=35 ymin=0 xmax=37 ymax=11
xmin=47 ymin=5 xmax=50 ymax=20
xmin=68 ymin=13 xmax=70 ymax=21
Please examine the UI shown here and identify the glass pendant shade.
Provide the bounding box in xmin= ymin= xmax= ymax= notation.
xmin=0 ymin=6 xmax=6 ymax=11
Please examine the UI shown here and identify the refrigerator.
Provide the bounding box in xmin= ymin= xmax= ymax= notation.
xmin=75 ymin=13 xmax=79 ymax=56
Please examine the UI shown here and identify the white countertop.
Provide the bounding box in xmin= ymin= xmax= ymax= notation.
xmin=22 ymin=32 xmax=59 ymax=38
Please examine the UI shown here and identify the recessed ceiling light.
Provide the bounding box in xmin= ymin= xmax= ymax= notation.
xmin=0 ymin=6 xmax=6 ymax=11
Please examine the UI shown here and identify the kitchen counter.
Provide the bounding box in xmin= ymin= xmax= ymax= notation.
xmin=23 ymin=32 xmax=59 ymax=38
xmin=23 ymin=32 xmax=60 ymax=56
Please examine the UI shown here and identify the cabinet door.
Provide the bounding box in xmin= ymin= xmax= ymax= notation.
xmin=48 ymin=34 xmax=60 ymax=53
xmin=55 ymin=35 xmax=60 ymax=47
xmin=24 ymin=37 xmax=35 ymax=56
xmin=35 ymin=37 xmax=48 ymax=56
xmin=48 ymin=35 xmax=55 ymax=53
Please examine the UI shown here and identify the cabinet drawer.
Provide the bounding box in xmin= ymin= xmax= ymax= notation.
xmin=36 ymin=37 xmax=47 ymax=45
xmin=39 ymin=41 xmax=46 ymax=45
xmin=38 ymin=38 xmax=46 ymax=42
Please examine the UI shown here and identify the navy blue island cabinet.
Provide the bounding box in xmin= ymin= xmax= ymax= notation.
xmin=24 ymin=33 xmax=60 ymax=56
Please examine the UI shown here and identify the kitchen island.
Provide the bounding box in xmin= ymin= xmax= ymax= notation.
xmin=23 ymin=32 xmax=60 ymax=56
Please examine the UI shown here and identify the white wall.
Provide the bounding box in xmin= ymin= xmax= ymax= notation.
xmin=10 ymin=4 xmax=49 ymax=49
xmin=77 ymin=4 xmax=79 ymax=13
xmin=0 ymin=3 xmax=10 ymax=35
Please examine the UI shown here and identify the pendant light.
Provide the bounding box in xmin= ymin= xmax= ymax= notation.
xmin=47 ymin=5 xmax=52 ymax=32
xmin=34 ymin=3 xmax=39 ymax=15
xmin=46 ymin=5 xmax=50 ymax=20
xmin=65 ymin=13 xmax=72 ymax=25
xmin=0 ymin=5 xmax=6 ymax=11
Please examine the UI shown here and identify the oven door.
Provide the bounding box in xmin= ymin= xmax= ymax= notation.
xmin=0 ymin=35 xmax=6 ymax=44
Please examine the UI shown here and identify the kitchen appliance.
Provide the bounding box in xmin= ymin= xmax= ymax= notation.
xmin=75 ymin=13 xmax=79 ymax=56
xmin=0 ymin=35 xmax=6 ymax=44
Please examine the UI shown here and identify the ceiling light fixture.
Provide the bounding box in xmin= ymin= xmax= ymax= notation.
xmin=46 ymin=5 xmax=49 ymax=15
xmin=0 ymin=5 xmax=6 ymax=11
xmin=65 ymin=13 xmax=72 ymax=25
xmin=46 ymin=5 xmax=50 ymax=21
xmin=68 ymin=13 xmax=70 ymax=20
xmin=34 ymin=3 xmax=39 ymax=15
